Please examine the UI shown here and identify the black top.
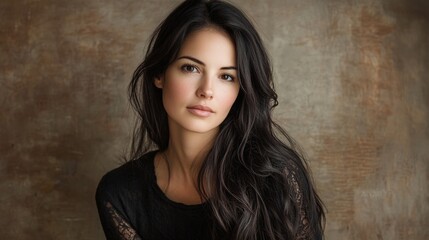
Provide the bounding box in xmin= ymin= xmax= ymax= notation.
xmin=96 ymin=151 xmax=314 ymax=240
xmin=95 ymin=151 xmax=212 ymax=240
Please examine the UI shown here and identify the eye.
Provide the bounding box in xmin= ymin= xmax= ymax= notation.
xmin=220 ymin=74 xmax=234 ymax=82
xmin=181 ymin=64 xmax=199 ymax=73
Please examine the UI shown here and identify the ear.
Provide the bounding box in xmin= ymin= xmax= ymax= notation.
xmin=154 ymin=75 xmax=164 ymax=89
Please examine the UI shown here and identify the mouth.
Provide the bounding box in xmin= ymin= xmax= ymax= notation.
xmin=187 ymin=105 xmax=214 ymax=112
xmin=187 ymin=105 xmax=214 ymax=117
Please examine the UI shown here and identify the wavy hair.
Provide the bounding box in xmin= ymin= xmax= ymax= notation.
xmin=128 ymin=0 xmax=325 ymax=239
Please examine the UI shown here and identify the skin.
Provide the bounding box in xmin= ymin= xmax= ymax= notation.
xmin=154 ymin=27 xmax=240 ymax=204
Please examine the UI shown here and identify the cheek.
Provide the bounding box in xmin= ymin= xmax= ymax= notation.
xmin=164 ymin=77 xmax=195 ymax=102
xmin=218 ymin=86 xmax=240 ymax=111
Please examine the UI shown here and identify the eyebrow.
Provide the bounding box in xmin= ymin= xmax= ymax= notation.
xmin=176 ymin=56 xmax=237 ymax=70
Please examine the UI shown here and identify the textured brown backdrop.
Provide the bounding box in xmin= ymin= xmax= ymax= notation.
xmin=1 ymin=0 xmax=428 ymax=239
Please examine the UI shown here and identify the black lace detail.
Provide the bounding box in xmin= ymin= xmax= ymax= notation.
xmin=105 ymin=201 xmax=142 ymax=240
xmin=285 ymin=166 xmax=311 ymax=240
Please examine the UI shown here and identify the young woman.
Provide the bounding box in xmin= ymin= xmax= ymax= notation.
xmin=96 ymin=0 xmax=325 ymax=239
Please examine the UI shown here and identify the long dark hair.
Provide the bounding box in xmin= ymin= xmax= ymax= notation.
xmin=128 ymin=0 xmax=325 ymax=239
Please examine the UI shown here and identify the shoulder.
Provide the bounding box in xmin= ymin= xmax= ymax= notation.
xmin=96 ymin=151 xmax=157 ymax=201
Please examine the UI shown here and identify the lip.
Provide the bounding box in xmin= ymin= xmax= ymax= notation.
xmin=187 ymin=105 xmax=214 ymax=117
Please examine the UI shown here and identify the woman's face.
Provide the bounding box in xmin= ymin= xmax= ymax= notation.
xmin=155 ymin=27 xmax=240 ymax=135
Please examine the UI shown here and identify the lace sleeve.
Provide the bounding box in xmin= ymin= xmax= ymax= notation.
xmin=285 ymin=165 xmax=311 ymax=240
xmin=95 ymin=180 xmax=142 ymax=240
xmin=104 ymin=201 xmax=142 ymax=240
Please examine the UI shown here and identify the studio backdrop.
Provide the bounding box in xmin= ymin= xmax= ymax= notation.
xmin=0 ymin=0 xmax=428 ymax=239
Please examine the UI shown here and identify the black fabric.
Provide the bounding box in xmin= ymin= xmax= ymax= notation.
xmin=95 ymin=151 xmax=212 ymax=240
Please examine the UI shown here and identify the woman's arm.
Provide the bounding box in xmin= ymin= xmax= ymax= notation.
xmin=96 ymin=200 xmax=142 ymax=240
xmin=95 ymin=178 xmax=142 ymax=240
xmin=285 ymin=163 xmax=322 ymax=240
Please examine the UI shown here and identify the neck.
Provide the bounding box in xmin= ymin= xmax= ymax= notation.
xmin=164 ymin=123 xmax=218 ymax=182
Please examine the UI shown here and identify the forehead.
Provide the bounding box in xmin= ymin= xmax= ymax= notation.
xmin=177 ymin=27 xmax=236 ymax=66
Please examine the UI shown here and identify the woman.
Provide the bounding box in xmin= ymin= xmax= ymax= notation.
xmin=96 ymin=0 xmax=325 ymax=239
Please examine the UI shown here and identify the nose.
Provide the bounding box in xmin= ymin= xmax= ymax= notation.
xmin=196 ymin=74 xmax=214 ymax=99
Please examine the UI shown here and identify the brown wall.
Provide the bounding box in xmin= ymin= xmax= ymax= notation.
xmin=1 ymin=0 xmax=428 ymax=239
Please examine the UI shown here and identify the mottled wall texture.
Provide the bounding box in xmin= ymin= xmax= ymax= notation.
xmin=1 ymin=0 xmax=428 ymax=239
